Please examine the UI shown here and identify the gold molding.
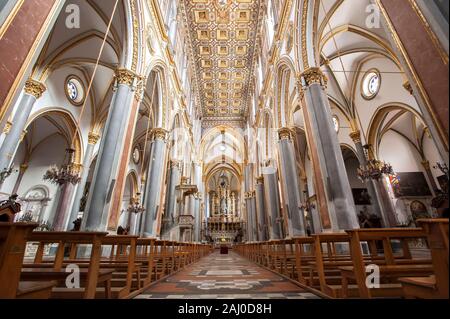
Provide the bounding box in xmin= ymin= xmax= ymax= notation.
xmin=256 ymin=176 xmax=264 ymax=184
xmin=150 ymin=0 xmax=168 ymax=42
xmin=24 ymin=78 xmax=47 ymax=99
xmin=275 ymin=0 xmax=293 ymax=42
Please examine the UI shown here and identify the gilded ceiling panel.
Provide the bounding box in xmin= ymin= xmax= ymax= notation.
xmin=180 ymin=0 xmax=263 ymax=127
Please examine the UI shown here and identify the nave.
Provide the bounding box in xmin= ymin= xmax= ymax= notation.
xmin=0 ymin=0 xmax=449 ymax=301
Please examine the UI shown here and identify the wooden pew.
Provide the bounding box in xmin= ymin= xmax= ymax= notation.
xmin=341 ymin=228 xmax=433 ymax=298
xmin=0 ymin=223 xmax=57 ymax=299
xmin=136 ymin=238 xmax=156 ymax=287
xmin=399 ymin=219 xmax=449 ymax=299
xmin=22 ymin=231 xmax=112 ymax=299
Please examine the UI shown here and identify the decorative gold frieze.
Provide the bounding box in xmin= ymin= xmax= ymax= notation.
xmin=88 ymin=132 xmax=101 ymax=145
xmin=3 ymin=121 xmax=12 ymax=134
xmin=349 ymin=131 xmax=362 ymax=144
xmin=24 ymin=79 xmax=46 ymax=99
xmin=278 ymin=127 xmax=293 ymax=140
xmin=256 ymin=176 xmax=264 ymax=184
xmin=114 ymin=68 xmax=138 ymax=86
xmin=151 ymin=128 xmax=168 ymax=141
xmin=300 ymin=67 xmax=328 ymax=87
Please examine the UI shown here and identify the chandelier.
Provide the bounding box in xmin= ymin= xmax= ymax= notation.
xmin=127 ymin=193 xmax=145 ymax=215
xmin=43 ymin=148 xmax=81 ymax=186
xmin=357 ymin=145 xmax=394 ymax=181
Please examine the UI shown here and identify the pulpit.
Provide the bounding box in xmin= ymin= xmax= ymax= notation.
xmin=0 ymin=195 xmax=21 ymax=222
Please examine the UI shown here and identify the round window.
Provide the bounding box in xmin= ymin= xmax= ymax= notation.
xmin=132 ymin=147 xmax=140 ymax=164
xmin=332 ymin=115 xmax=340 ymax=133
xmin=65 ymin=76 xmax=85 ymax=106
xmin=361 ymin=70 xmax=381 ymax=100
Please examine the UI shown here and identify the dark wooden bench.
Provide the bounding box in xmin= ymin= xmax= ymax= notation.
xmin=0 ymin=223 xmax=57 ymax=299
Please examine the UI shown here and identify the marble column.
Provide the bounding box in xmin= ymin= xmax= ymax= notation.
xmin=377 ymin=0 xmax=449 ymax=163
xmin=244 ymin=164 xmax=257 ymax=242
xmin=83 ymin=69 xmax=137 ymax=231
xmin=164 ymin=160 xmax=181 ymax=229
xmin=141 ymin=128 xmax=168 ymax=238
xmin=255 ymin=177 xmax=268 ymax=241
xmin=67 ymin=132 xmax=100 ymax=230
xmin=422 ymin=160 xmax=439 ymax=196
xmin=12 ymin=163 xmax=29 ymax=194
xmin=350 ymin=131 xmax=387 ymax=226
xmin=263 ymin=167 xmax=283 ymax=240
xmin=53 ymin=182 xmax=75 ymax=231
xmin=192 ymin=163 xmax=202 ymax=242
xmin=278 ymin=128 xmax=307 ymax=237
xmin=300 ymin=68 xmax=359 ymax=230
xmin=0 ymin=79 xmax=46 ymax=184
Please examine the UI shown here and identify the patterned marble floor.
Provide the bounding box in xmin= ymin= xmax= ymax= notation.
xmin=135 ymin=251 xmax=321 ymax=299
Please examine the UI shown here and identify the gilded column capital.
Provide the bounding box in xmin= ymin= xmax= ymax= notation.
xmin=349 ymin=130 xmax=362 ymax=144
xmin=24 ymin=79 xmax=46 ymax=99
xmin=170 ymin=159 xmax=182 ymax=169
xmin=300 ymin=67 xmax=328 ymax=87
xmin=278 ymin=127 xmax=293 ymax=140
xmin=114 ymin=68 xmax=138 ymax=86
xmin=3 ymin=121 xmax=12 ymax=134
xmin=403 ymin=81 xmax=413 ymax=95
xmin=421 ymin=160 xmax=430 ymax=170
xmin=88 ymin=132 xmax=101 ymax=145
xmin=244 ymin=191 xmax=256 ymax=199
xmin=19 ymin=163 xmax=29 ymax=173
xmin=256 ymin=176 xmax=264 ymax=185
xmin=151 ymin=128 xmax=169 ymax=140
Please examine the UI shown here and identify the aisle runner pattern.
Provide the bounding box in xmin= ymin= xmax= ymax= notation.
xmin=136 ymin=251 xmax=320 ymax=299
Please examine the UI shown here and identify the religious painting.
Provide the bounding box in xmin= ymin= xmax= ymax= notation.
xmin=352 ymin=188 xmax=371 ymax=205
xmin=410 ymin=200 xmax=431 ymax=221
xmin=392 ymin=172 xmax=432 ymax=198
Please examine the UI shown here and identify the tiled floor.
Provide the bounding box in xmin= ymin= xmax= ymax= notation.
xmin=135 ymin=251 xmax=320 ymax=299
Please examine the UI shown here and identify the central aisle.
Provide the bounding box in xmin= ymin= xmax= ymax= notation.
xmin=136 ymin=250 xmax=321 ymax=299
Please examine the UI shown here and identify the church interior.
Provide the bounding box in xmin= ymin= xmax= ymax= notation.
xmin=0 ymin=0 xmax=448 ymax=300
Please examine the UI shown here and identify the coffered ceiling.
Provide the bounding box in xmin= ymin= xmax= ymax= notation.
xmin=180 ymin=0 xmax=263 ymax=128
